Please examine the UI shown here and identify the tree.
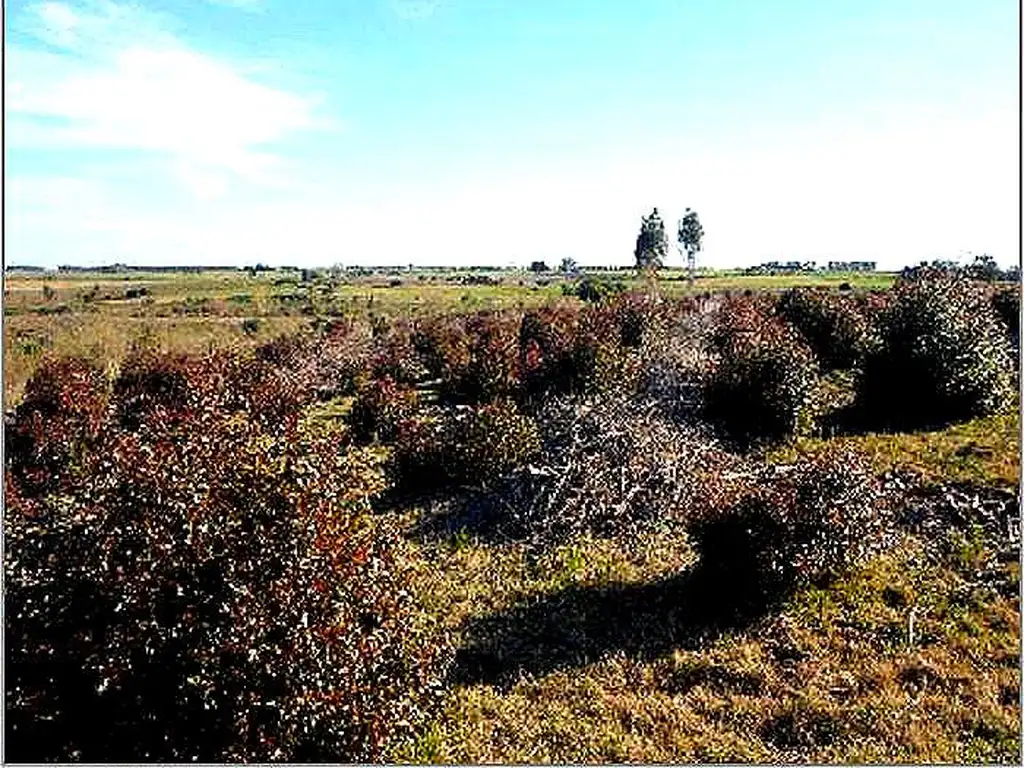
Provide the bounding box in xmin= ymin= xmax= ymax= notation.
xmin=965 ymin=253 xmax=1002 ymax=282
xmin=634 ymin=208 xmax=668 ymax=272
xmin=529 ymin=260 xmax=549 ymax=273
xmin=677 ymin=208 xmax=704 ymax=283
xmin=559 ymin=257 xmax=578 ymax=275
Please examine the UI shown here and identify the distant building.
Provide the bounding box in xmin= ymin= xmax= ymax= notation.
xmin=743 ymin=260 xmax=818 ymax=275
xmin=827 ymin=261 xmax=876 ymax=272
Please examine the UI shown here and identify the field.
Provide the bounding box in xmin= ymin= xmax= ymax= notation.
xmin=3 ymin=265 xmax=1019 ymax=763
xmin=2 ymin=268 xmax=891 ymax=403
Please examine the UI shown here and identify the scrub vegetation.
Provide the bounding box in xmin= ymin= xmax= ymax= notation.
xmin=4 ymin=264 xmax=1020 ymax=762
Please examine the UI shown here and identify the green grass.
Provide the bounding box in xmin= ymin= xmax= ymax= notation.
xmin=767 ymin=412 xmax=1021 ymax=489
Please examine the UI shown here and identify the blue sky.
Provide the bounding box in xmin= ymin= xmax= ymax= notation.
xmin=5 ymin=0 xmax=1019 ymax=268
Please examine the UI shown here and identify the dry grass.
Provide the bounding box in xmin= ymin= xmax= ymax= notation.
xmin=768 ymin=413 xmax=1021 ymax=489
xmin=3 ymin=311 xmax=307 ymax=404
xmin=394 ymin=532 xmax=1019 ymax=764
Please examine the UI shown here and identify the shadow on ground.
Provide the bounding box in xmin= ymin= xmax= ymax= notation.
xmin=451 ymin=562 xmax=787 ymax=689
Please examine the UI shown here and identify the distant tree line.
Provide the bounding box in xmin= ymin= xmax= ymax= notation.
xmin=902 ymin=254 xmax=1019 ymax=283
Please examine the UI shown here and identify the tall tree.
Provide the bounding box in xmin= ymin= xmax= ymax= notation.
xmin=677 ymin=208 xmax=704 ymax=283
xmin=634 ymin=208 xmax=668 ymax=272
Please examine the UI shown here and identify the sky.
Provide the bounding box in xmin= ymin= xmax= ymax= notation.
xmin=4 ymin=0 xmax=1020 ymax=269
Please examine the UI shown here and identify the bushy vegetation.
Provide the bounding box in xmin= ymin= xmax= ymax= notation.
xmin=4 ymin=355 xmax=452 ymax=762
xmin=856 ymin=273 xmax=1015 ymax=431
xmin=990 ymin=284 xmax=1020 ymax=351
xmin=5 ymin=356 xmax=109 ymax=497
xmin=564 ymin=275 xmax=626 ymax=304
xmin=689 ymin=454 xmax=891 ymax=600
xmin=776 ymin=287 xmax=873 ymax=370
xmin=390 ymin=400 xmax=541 ymax=493
xmin=704 ymin=297 xmax=820 ymax=446
xmin=4 ymin=267 xmax=1019 ymax=763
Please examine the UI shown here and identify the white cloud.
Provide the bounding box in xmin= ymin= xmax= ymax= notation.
xmin=8 ymin=1 xmax=325 ymax=194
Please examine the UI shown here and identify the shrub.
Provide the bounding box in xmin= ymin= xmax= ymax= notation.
xmin=856 ymin=274 xmax=1015 ymax=430
xmin=566 ymin=276 xmax=626 ymax=304
xmin=348 ymin=375 xmax=420 ymax=444
xmin=112 ymin=348 xmax=192 ymax=430
xmin=315 ymin=319 xmax=375 ymax=397
xmin=689 ymin=454 xmax=890 ymax=602
xmin=518 ymin=302 xmax=635 ymax=397
xmin=218 ymin=350 xmax=319 ymax=432
xmin=776 ymin=288 xmax=872 ymax=370
xmin=519 ymin=303 xmax=583 ymax=396
xmin=412 ymin=312 xmax=521 ymax=405
xmin=573 ymin=305 xmax=640 ymax=394
xmin=390 ymin=401 xmax=540 ymax=492
xmin=413 ymin=315 xmax=471 ymax=386
xmin=449 ymin=400 xmax=541 ymax=483
xmin=704 ymin=311 xmax=820 ymax=446
xmin=4 ymin=408 xmax=451 ymax=762
xmin=372 ymin=319 xmax=429 ymax=384
xmin=5 ymin=356 xmax=109 ymax=497
xmin=611 ymin=291 xmax=662 ymax=348
xmin=254 ymin=333 xmax=307 ymax=367
xmin=708 ymin=293 xmax=780 ymax=354
xmin=990 ymin=285 xmax=1020 ymax=351
xmin=458 ymin=311 xmax=522 ymax=403
xmin=114 ymin=346 xmax=319 ymax=435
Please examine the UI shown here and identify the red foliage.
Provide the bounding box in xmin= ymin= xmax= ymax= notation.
xmin=4 ymin=401 xmax=450 ymax=762
xmin=6 ymin=356 xmax=109 ymax=497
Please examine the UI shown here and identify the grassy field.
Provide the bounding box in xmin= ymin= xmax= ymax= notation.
xmin=3 ymin=266 xmax=1018 ymax=762
xmin=2 ymin=268 xmax=891 ymax=405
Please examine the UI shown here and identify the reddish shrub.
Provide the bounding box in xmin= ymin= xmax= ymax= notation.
xmin=709 ymin=293 xmax=781 ymax=355
xmin=4 ymin=408 xmax=451 ymax=762
xmin=219 ymin=351 xmax=320 ymax=432
xmin=390 ymin=401 xmax=540 ymax=492
xmin=254 ymin=333 xmax=308 ymax=367
xmin=519 ymin=302 xmax=582 ymax=396
xmin=413 ymin=315 xmax=471 ymax=386
xmin=372 ymin=318 xmax=428 ymax=384
xmin=690 ymin=453 xmax=891 ymax=601
xmin=704 ymin=306 xmax=820 ymax=446
xmin=457 ymin=311 xmax=522 ymax=403
xmin=5 ymin=356 xmax=109 ymax=497
xmin=112 ymin=348 xmax=193 ymax=429
xmin=610 ymin=291 xmax=663 ymax=348
xmin=348 ymin=376 xmax=420 ymax=443
xmin=517 ymin=301 xmax=634 ymax=397
xmin=776 ymin=288 xmax=873 ymax=370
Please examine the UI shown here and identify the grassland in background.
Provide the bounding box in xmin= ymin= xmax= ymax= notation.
xmin=2 ymin=268 xmax=892 ymax=405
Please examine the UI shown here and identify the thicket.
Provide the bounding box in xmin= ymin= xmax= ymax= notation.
xmin=4 ymin=350 xmax=452 ymax=762
xmin=689 ymin=454 xmax=891 ymax=604
xmin=776 ymin=287 xmax=873 ymax=370
xmin=10 ymin=277 xmax=1007 ymax=760
xmin=703 ymin=295 xmax=820 ymax=446
xmin=856 ymin=273 xmax=1015 ymax=430
xmin=990 ymin=284 xmax=1020 ymax=351
xmin=389 ymin=401 xmax=541 ymax=493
